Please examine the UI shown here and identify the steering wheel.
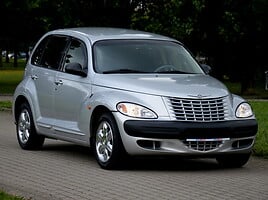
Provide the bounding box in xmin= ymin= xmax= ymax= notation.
xmin=154 ymin=65 xmax=177 ymax=72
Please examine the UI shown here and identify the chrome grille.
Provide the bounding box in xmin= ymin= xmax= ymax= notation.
xmin=183 ymin=140 xmax=223 ymax=151
xmin=166 ymin=96 xmax=229 ymax=121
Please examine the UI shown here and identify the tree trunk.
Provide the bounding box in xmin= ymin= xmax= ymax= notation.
xmin=5 ymin=51 xmax=9 ymax=63
xmin=0 ymin=49 xmax=2 ymax=68
xmin=14 ymin=50 xmax=18 ymax=68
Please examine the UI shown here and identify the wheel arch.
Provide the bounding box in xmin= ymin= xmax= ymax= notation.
xmin=89 ymin=105 xmax=128 ymax=169
xmin=89 ymin=105 xmax=112 ymax=145
xmin=14 ymin=95 xmax=30 ymax=122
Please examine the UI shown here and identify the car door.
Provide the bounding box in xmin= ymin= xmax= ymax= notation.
xmin=53 ymin=38 xmax=91 ymax=140
xmin=30 ymin=35 xmax=69 ymax=132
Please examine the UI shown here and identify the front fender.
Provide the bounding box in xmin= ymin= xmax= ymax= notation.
xmin=89 ymin=86 xmax=170 ymax=119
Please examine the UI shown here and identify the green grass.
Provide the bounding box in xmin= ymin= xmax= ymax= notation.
xmin=0 ymin=191 xmax=25 ymax=200
xmin=0 ymin=60 xmax=26 ymax=94
xmin=0 ymin=58 xmax=27 ymax=69
xmin=250 ymin=101 xmax=268 ymax=158
xmin=0 ymin=70 xmax=24 ymax=94
xmin=0 ymin=101 xmax=12 ymax=111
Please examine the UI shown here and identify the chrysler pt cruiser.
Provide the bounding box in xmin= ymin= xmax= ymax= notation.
xmin=13 ymin=27 xmax=258 ymax=169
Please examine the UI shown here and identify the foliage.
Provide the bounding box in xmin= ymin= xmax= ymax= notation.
xmin=0 ymin=0 xmax=133 ymax=67
xmin=250 ymin=101 xmax=268 ymax=158
xmin=0 ymin=0 xmax=133 ymax=44
xmin=1 ymin=0 xmax=268 ymax=93
xmin=131 ymin=0 xmax=268 ymax=94
xmin=131 ymin=0 xmax=205 ymax=48
xmin=0 ymin=191 xmax=25 ymax=200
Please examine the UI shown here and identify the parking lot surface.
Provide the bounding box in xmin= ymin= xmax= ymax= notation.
xmin=0 ymin=111 xmax=268 ymax=200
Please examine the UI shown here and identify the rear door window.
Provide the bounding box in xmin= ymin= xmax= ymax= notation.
xmin=31 ymin=35 xmax=69 ymax=70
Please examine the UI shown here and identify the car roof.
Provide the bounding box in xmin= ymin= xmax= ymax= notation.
xmin=47 ymin=27 xmax=179 ymax=44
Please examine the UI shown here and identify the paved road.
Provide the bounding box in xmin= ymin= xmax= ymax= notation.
xmin=0 ymin=111 xmax=268 ymax=200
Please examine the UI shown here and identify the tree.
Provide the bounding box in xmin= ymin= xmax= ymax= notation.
xmin=1 ymin=0 xmax=267 ymax=94
xmin=0 ymin=0 xmax=46 ymax=67
xmin=254 ymin=0 xmax=268 ymax=83
xmin=131 ymin=0 xmax=267 ymax=94
xmin=131 ymin=0 xmax=206 ymax=50
xmin=131 ymin=0 xmax=225 ymax=77
xmin=0 ymin=0 xmax=133 ymax=67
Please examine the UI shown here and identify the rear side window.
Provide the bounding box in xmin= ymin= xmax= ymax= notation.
xmin=31 ymin=37 xmax=48 ymax=66
xmin=31 ymin=35 xmax=69 ymax=70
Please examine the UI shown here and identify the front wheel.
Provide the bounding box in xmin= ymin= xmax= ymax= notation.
xmin=16 ymin=102 xmax=45 ymax=150
xmin=216 ymin=153 xmax=251 ymax=168
xmin=93 ymin=113 xmax=126 ymax=169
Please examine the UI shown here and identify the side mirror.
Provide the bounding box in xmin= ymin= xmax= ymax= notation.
xmin=201 ymin=64 xmax=212 ymax=74
xmin=65 ymin=63 xmax=87 ymax=77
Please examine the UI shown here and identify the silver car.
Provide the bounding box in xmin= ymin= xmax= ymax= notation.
xmin=13 ymin=27 xmax=258 ymax=169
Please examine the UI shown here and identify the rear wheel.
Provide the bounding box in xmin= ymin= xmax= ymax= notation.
xmin=93 ymin=113 xmax=126 ymax=169
xmin=16 ymin=102 xmax=45 ymax=150
xmin=216 ymin=153 xmax=251 ymax=168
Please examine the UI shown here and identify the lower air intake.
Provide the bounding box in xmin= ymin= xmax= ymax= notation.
xmin=183 ymin=138 xmax=229 ymax=151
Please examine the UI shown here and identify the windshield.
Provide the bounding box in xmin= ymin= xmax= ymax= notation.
xmin=93 ymin=40 xmax=204 ymax=74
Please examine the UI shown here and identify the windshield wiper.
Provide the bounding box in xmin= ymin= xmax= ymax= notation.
xmin=102 ymin=69 xmax=145 ymax=74
xmin=154 ymin=70 xmax=190 ymax=74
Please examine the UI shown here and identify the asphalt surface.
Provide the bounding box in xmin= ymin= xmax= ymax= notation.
xmin=1 ymin=111 xmax=268 ymax=200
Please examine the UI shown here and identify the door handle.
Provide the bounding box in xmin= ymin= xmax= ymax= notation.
xmin=31 ymin=75 xmax=38 ymax=80
xmin=55 ymin=80 xmax=63 ymax=86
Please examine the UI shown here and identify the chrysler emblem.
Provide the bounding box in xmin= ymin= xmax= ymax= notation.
xmin=188 ymin=94 xmax=211 ymax=99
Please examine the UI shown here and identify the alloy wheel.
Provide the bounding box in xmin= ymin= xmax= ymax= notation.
xmin=18 ymin=109 xmax=31 ymax=144
xmin=95 ymin=121 xmax=114 ymax=163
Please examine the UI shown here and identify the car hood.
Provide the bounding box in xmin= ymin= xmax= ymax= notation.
xmin=93 ymin=74 xmax=230 ymax=98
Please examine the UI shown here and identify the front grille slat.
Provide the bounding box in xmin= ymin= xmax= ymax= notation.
xmin=183 ymin=140 xmax=224 ymax=151
xmin=167 ymin=96 xmax=229 ymax=122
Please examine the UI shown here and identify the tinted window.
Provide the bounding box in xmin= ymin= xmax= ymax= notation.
xmin=31 ymin=36 xmax=49 ymax=66
xmin=31 ymin=35 xmax=69 ymax=70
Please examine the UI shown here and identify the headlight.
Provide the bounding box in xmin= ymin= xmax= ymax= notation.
xmin=235 ymin=102 xmax=253 ymax=118
xmin=117 ymin=102 xmax=157 ymax=119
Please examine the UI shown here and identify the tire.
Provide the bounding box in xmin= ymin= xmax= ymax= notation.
xmin=16 ymin=102 xmax=45 ymax=150
xmin=216 ymin=153 xmax=251 ymax=168
xmin=93 ymin=113 xmax=126 ymax=169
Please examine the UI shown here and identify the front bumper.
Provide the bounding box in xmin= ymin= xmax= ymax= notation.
xmin=121 ymin=119 xmax=258 ymax=155
xmin=124 ymin=119 xmax=257 ymax=139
